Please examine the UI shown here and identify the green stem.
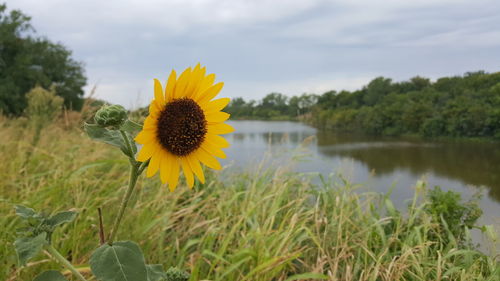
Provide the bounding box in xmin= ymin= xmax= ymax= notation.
xmin=119 ymin=130 xmax=135 ymax=163
xmin=108 ymin=164 xmax=139 ymax=243
xmin=138 ymin=159 xmax=150 ymax=174
xmin=45 ymin=244 xmax=88 ymax=281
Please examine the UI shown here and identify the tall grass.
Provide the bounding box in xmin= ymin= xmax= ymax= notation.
xmin=0 ymin=118 xmax=498 ymax=281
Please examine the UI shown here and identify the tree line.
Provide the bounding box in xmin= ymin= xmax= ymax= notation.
xmin=225 ymin=71 xmax=500 ymax=138
xmin=0 ymin=3 xmax=86 ymax=116
xmin=225 ymin=93 xmax=318 ymax=120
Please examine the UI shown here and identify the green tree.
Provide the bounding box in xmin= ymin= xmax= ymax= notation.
xmin=0 ymin=4 xmax=86 ymax=116
xmin=362 ymin=77 xmax=392 ymax=106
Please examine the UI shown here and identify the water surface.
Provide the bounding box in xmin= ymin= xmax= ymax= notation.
xmin=222 ymin=120 xmax=500 ymax=227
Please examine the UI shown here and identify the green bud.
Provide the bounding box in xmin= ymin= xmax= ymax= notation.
xmin=94 ymin=105 xmax=128 ymax=129
xmin=165 ymin=267 xmax=190 ymax=281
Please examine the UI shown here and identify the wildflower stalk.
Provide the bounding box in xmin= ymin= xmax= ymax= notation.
xmin=45 ymin=244 xmax=88 ymax=281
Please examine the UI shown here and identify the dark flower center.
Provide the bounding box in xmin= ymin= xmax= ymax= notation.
xmin=157 ymin=98 xmax=207 ymax=156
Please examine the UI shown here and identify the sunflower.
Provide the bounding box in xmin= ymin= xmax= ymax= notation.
xmin=135 ymin=64 xmax=234 ymax=191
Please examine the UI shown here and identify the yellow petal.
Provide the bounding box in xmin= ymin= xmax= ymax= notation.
xmin=149 ymin=99 xmax=161 ymax=115
xmin=197 ymin=82 xmax=224 ymax=105
xmin=195 ymin=148 xmax=222 ymax=170
xmin=181 ymin=158 xmax=194 ymax=188
xmin=146 ymin=152 xmax=161 ymax=177
xmin=135 ymin=130 xmax=155 ymax=144
xmin=137 ymin=143 xmax=157 ymax=162
xmin=201 ymin=141 xmax=226 ymax=159
xmin=165 ymin=70 xmax=177 ymax=102
xmin=206 ymin=134 xmax=230 ymax=148
xmin=187 ymin=155 xmax=205 ymax=184
xmin=193 ymin=73 xmax=215 ymax=101
xmin=154 ymin=79 xmax=165 ymax=106
xmin=185 ymin=65 xmax=206 ymax=98
xmin=199 ymin=73 xmax=216 ymax=95
xmin=215 ymin=149 xmax=226 ymax=159
xmin=159 ymin=151 xmax=171 ymax=184
xmin=205 ymin=112 xmax=230 ymax=123
xmin=143 ymin=116 xmax=157 ymax=130
xmin=192 ymin=66 xmax=207 ymax=95
xmin=168 ymin=158 xmax=180 ymax=192
xmin=174 ymin=67 xmax=192 ymax=99
xmin=207 ymin=123 xmax=234 ymax=135
xmin=204 ymin=98 xmax=230 ymax=113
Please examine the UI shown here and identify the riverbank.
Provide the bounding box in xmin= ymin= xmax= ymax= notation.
xmin=1 ymin=120 xmax=498 ymax=280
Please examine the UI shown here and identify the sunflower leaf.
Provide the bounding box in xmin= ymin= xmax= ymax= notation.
xmin=14 ymin=232 xmax=47 ymax=266
xmin=146 ymin=264 xmax=166 ymax=281
xmin=84 ymin=123 xmax=124 ymax=147
xmin=84 ymin=123 xmax=133 ymax=156
xmin=120 ymin=119 xmax=142 ymax=135
xmin=33 ymin=270 xmax=69 ymax=281
xmin=14 ymin=205 xmax=37 ymax=219
xmin=90 ymin=240 xmax=148 ymax=281
xmin=46 ymin=211 xmax=77 ymax=228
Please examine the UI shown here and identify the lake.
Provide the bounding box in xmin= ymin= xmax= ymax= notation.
xmin=221 ymin=120 xmax=500 ymax=227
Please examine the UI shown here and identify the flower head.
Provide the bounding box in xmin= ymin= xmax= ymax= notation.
xmin=135 ymin=64 xmax=234 ymax=191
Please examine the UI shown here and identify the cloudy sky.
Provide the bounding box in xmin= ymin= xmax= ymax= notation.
xmin=9 ymin=0 xmax=500 ymax=108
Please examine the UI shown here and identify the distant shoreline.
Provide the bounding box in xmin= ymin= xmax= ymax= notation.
xmin=228 ymin=119 xmax=500 ymax=143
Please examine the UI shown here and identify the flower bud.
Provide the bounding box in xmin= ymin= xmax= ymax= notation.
xmin=94 ymin=105 xmax=128 ymax=128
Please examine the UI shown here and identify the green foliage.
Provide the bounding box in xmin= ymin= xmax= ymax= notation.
xmin=225 ymin=93 xmax=318 ymax=120
xmin=0 ymin=3 xmax=86 ymax=116
xmin=164 ymin=267 xmax=190 ymax=281
xmin=14 ymin=206 xmax=77 ymax=241
xmin=147 ymin=264 xmax=168 ymax=281
xmin=94 ymin=105 xmax=128 ymax=129
xmin=15 ymin=205 xmax=38 ymax=219
xmin=84 ymin=108 xmax=142 ymax=158
xmin=90 ymin=241 xmax=148 ymax=281
xmin=145 ymin=265 xmax=190 ymax=281
xmin=14 ymin=233 xmax=47 ymax=266
xmin=311 ymin=71 xmax=500 ymax=138
xmin=13 ymin=205 xmax=77 ymax=266
xmin=84 ymin=117 xmax=142 ymax=158
xmin=120 ymin=119 xmax=143 ymax=134
xmin=33 ymin=270 xmax=68 ymax=281
xmin=22 ymin=85 xmax=65 ymax=166
xmin=84 ymin=123 xmax=129 ymax=150
xmin=46 ymin=211 xmax=78 ymax=229
xmin=25 ymin=85 xmax=64 ymax=126
xmin=425 ymin=186 xmax=483 ymax=244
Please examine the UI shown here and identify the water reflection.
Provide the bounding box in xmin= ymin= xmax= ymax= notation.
xmin=231 ymin=131 xmax=314 ymax=145
xmin=316 ymin=132 xmax=500 ymax=202
xmin=224 ymin=121 xmax=500 ymax=206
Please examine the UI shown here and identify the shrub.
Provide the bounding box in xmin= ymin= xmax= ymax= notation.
xmin=425 ymin=186 xmax=482 ymax=245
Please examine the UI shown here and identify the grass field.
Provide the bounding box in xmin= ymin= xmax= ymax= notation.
xmin=1 ymin=117 xmax=499 ymax=281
